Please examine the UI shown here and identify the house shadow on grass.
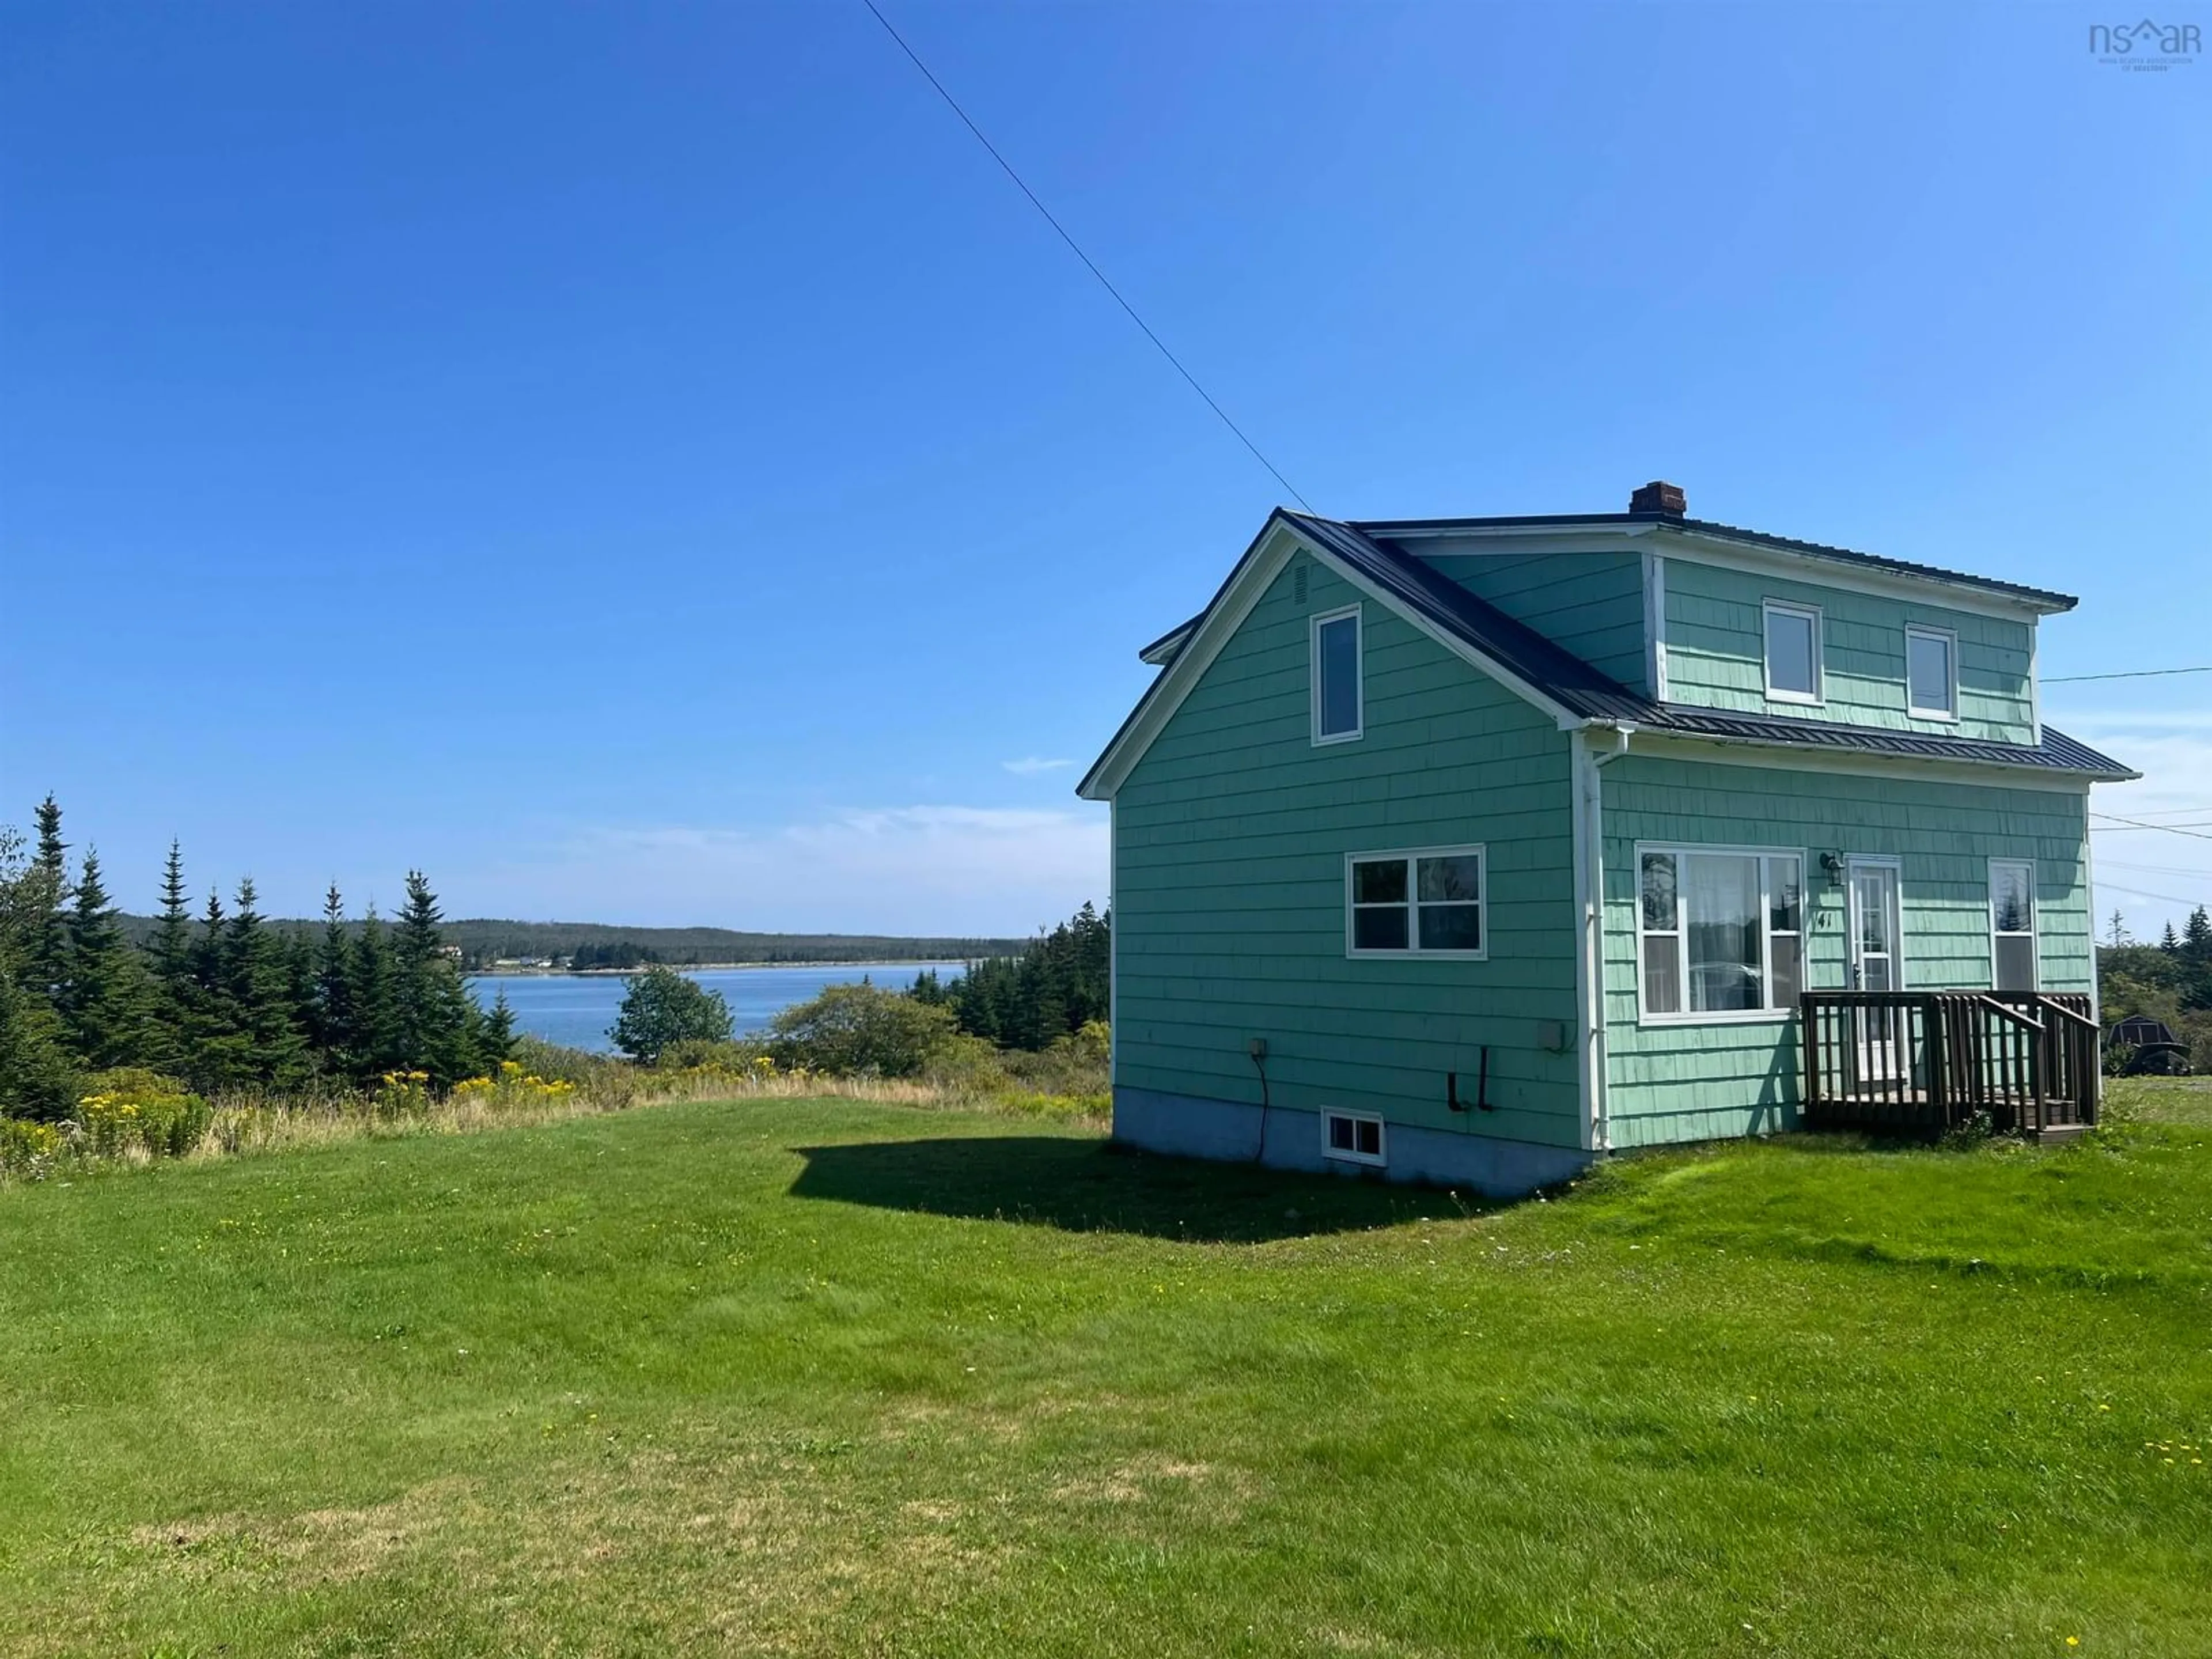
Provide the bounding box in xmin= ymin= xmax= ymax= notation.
xmin=787 ymin=1136 xmax=1477 ymax=1243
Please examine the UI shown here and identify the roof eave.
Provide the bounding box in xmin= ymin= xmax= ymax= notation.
xmin=1585 ymin=717 xmax=2139 ymax=783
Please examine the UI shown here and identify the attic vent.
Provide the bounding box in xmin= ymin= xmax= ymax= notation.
xmin=1293 ymin=563 xmax=1308 ymax=606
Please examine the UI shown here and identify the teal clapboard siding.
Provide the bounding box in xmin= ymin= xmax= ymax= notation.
xmin=1422 ymin=551 xmax=1650 ymax=692
xmin=1598 ymin=749 xmax=2093 ymax=1147
xmin=1662 ymin=557 xmax=2036 ymax=743
xmin=1114 ymin=553 xmax=1584 ymax=1149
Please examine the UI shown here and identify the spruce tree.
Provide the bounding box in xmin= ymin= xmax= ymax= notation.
xmin=147 ymin=842 xmax=198 ymax=1066
xmin=24 ymin=794 xmax=70 ymax=1004
xmin=392 ymin=871 xmax=475 ymax=1084
xmin=224 ymin=877 xmax=308 ymax=1089
xmin=478 ymin=988 xmax=518 ymax=1069
xmin=187 ymin=888 xmax=253 ymax=1091
xmin=283 ymin=929 xmax=319 ymax=1071
xmin=58 ymin=847 xmax=151 ymax=1070
xmin=348 ymin=907 xmax=402 ymax=1083
xmin=312 ymin=884 xmax=357 ymax=1069
xmin=0 ymin=827 xmax=78 ymax=1119
xmin=2162 ymin=921 xmax=2183 ymax=954
xmin=2184 ymin=906 xmax=2212 ymax=964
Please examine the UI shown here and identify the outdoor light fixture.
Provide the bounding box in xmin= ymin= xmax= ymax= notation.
xmin=1820 ymin=851 xmax=1846 ymax=888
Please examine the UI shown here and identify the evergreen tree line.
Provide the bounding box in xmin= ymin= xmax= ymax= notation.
xmin=565 ymin=940 xmax=664 ymax=971
xmin=2098 ymin=904 xmax=2212 ymax=1067
xmin=0 ymin=797 xmax=514 ymax=1120
xmin=911 ymin=901 xmax=1111 ymax=1051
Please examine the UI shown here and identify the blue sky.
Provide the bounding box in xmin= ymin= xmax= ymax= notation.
xmin=3 ymin=2 xmax=2208 ymax=935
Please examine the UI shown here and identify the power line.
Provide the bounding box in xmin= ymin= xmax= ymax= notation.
xmin=2102 ymin=858 xmax=2212 ymax=880
xmin=855 ymin=0 xmax=1313 ymax=512
xmin=2090 ymin=811 xmax=2212 ymax=842
xmin=2099 ymin=878 xmax=2211 ymax=909
xmin=2046 ymin=664 xmax=2212 ymax=683
xmin=2094 ymin=804 xmax=2212 ymax=820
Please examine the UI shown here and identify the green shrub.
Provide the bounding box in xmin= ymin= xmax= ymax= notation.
xmin=768 ymin=982 xmax=959 ymax=1078
xmin=0 ymin=1118 xmax=65 ymax=1177
xmin=610 ymin=966 xmax=734 ymax=1066
xmin=998 ymin=1021 xmax=1111 ymax=1097
xmin=661 ymin=1037 xmax=774 ymax=1072
xmin=74 ymin=1069 xmax=211 ymax=1160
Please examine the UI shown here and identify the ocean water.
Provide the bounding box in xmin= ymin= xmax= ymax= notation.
xmin=465 ymin=963 xmax=964 ymax=1054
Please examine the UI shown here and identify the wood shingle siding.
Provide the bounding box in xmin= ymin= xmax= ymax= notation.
xmin=1115 ymin=554 xmax=1585 ymax=1150
xmin=1662 ymin=557 xmax=2037 ymax=743
xmin=1599 ymin=751 xmax=2091 ymax=1147
xmin=1423 ymin=551 xmax=1650 ymax=693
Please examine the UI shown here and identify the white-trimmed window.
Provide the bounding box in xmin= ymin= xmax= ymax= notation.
xmin=1323 ymin=1109 xmax=1385 ymax=1166
xmin=1906 ymin=624 xmax=1957 ymax=719
xmin=1762 ymin=600 xmax=1823 ymax=704
xmin=1310 ymin=605 xmax=1362 ymax=744
xmin=1347 ymin=846 xmax=1486 ymax=957
xmin=1990 ymin=859 xmax=2037 ymax=992
xmin=1638 ymin=846 xmax=1804 ymax=1020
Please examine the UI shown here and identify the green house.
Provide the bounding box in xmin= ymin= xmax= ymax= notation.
xmin=1077 ymin=482 xmax=2136 ymax=1194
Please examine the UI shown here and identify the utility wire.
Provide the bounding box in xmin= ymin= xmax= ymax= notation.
xmin=2046 ymin=664 xmax=2212 ymax=683
xmin=2090 ymin=811 xmax=2212 ymax=842
xmin=856 ymin=0 xmax=1313 ymax=512
xmin=2099 ymin=878 xmax=2211 ymax=909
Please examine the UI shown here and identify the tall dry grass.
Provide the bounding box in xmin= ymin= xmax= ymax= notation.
xmin=0 ymin=1041 xmax=1108 ymax=1187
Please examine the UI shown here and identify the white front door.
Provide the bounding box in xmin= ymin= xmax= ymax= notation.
xmin=1848 ymin=862 xmax=1902 ymax=993
xmin=1847 ymin=861 xmax=1905 ymax=1085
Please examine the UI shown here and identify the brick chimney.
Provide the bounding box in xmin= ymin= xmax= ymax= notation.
xmin=1629 ymin=480 xmax=1686 ymax=516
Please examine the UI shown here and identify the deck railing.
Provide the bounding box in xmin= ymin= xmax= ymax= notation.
xmin=1800 ymin=990 xmax=2098 ymax=1138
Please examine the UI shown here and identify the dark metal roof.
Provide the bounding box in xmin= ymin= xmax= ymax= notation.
xmin=1285 ymin=512 xmax=2135 ymax=779
xmin=1100 ymin=509 xmax=2131 ymax=792
xmin=1285 ymin=513 xmax=1654 ymax=722
xmin=1347 ymin=509 xmax=2080 ymax=612
xmin=1637 ymin=705 xmax=2135 ymax=779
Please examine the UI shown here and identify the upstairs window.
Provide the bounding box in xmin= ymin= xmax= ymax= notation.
xmin=1990 ymin=859 xmax=2037 ymax=991
xmin=1762 ymin=600 xmax=1823 ymax=704
xmin=1906 ymin=624 xmax=1957 ymax=719
xmin=1639 ymin=847 xmax=1804 ymax=1019
xmin=1311 ymin=606 xmax=1362 ymax=744
xmin=1347 ymin=846 xmax=1486 ymax=957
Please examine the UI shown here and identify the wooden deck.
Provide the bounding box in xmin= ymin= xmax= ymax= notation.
xmin=1801 ymin=990 xmax=2099 ymax=1140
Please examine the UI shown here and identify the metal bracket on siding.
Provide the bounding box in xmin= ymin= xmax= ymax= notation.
xmin=1448 ymin=1047 xmax=1491 ymax=1112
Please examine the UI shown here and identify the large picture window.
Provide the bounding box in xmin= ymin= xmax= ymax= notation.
xmin=1990 ymin=859 xmax=2037 ymax=991
xmin=1346 ymin=846 xmax=1486 ymax=957
xmin=1638 ymin=846 xmax=1804 ymax=1020
xmin=1311 ymin=605 xmax=1362 ymax=744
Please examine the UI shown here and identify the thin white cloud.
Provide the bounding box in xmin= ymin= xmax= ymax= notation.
xmin=456 ymin=805 xmax=1108 ymax=935
xmin=1001 ymin=756 xmax=1075 ymax=775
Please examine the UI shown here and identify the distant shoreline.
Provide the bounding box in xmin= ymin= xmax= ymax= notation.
xmin=466 ymin=960 xmax=968 ymax=978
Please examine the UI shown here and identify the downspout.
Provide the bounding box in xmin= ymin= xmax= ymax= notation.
xmin=1578 ymin=724 xmax=1633 ymax=1155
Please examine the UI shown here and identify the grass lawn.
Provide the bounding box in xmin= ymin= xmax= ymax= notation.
xmin=2 ymin=1085 xmax=2209 ymax=1657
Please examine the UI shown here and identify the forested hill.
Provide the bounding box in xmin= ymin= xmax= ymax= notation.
xmin=115 ymin=914 xmax=1030 ymax=969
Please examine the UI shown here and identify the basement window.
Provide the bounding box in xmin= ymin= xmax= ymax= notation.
xmin=1323 ymin=1109 xmax=1385 ymax=1167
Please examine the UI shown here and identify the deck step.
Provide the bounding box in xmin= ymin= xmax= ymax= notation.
xmin=2031 ymin=1123 xmax=2089 ymax=1145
